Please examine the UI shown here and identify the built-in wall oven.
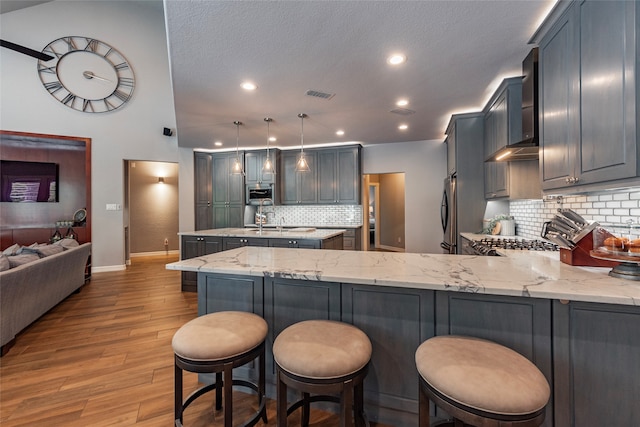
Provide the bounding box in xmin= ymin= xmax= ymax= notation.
xmin=246 ymin=184 xmax=275 ymax=205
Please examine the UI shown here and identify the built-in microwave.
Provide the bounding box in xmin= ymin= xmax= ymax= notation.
xmin=246 ymin=184 xmax=275 ymax=205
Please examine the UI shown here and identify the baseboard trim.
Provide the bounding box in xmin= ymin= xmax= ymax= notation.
xmin=130 ymin=250 xmax=179 ymax=257
xmin=377 ymin=244 xmax=405 ymax=252
xmin=92 ymin=265 xmax=127 ymax=273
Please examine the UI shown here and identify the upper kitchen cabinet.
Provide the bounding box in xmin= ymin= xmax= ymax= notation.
xmin=212 ymin=152 xmax=244 ymax=228
xmin=317 ymin=146 xmax=361 ymax=204
xmin=534 ymin=0 xmax=638 ymax=192
xmin=281 ymin=150 xmax=318 ymax=204
xmin=194 ymin=152 xmax=213 ymax=230
xmin=245 ymin=149 xmax=279 ymax=185
xmin=483 ymin=77 xmax=541 ymax=200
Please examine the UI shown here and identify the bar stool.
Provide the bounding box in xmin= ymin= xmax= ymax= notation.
xmin=172 ymin=311 xmax=268 ymax=427
xmin=273 ymin=320 xmax=372 ymax=427
xmin=415 ymin=335 xmax=550 ymax=427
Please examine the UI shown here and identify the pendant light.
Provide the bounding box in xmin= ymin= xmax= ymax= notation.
xmin=295 ymin=113 xmax=310 ymax=172
xmin=263 ymin=117 xmax=275 ymax=174
xmin=231 ymin=120 xmax=244 ymax=175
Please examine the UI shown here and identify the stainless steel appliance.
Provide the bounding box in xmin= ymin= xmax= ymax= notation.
xmin=464 ymin=237 xmax=559 ymax=256
xmin=440 ymin=175 xmax=457 ymax=253
xmin=246 ymin=184 xmax=275 ymax=205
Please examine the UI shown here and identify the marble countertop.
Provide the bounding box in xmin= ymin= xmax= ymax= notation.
xmin=178 ymin=228 xmax=346 ymax=240
xmin=166 ymin=246 xmax=640 ymax=306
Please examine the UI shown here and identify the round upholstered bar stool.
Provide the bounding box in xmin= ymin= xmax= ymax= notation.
xmin=415 ymin=336 xmax=550 ymax=427
xmin=273 ymin=320 xmax=372 ymax=427
xmin=172 ymin=311 xmax=268 ymax=427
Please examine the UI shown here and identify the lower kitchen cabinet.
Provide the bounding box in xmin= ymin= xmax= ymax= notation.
xmin=342 ymin=227 xmax=361 ymax=250
xmin=552 ymin=300 xmax=640 ymax=427
xmin=342 ymin=284 xmax=435 ymax=427
xmin=435 ymin=292 xmax=553 ymax=427
xmin=222 ymin=236 xmax=270 ymax=250
xmin=180 ymin=235 xmax=223 ymax=292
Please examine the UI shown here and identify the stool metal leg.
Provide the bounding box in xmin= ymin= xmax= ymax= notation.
xmin=215 ymin=372 xmax=223 ymax=411
xmin=223 ymin=362 xmax=233 ymax=427
xmin=277 ymin=369 xmax=288 ymax=427
xmin=175 ymin=361 xmax=183 ymax=426
xmin=419 ymin=379 xmax=430 ymax=427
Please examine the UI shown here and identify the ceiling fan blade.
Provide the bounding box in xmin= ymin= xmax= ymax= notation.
xmin=0 ymin=39 xmax=53 ymax=61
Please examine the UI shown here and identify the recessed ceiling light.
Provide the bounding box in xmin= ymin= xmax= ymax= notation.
xmin=240 ymin=81 xmax=257 ymax=91
xmin=336 ymin=130 xmax=345 ymax=136
xmin=387 ymin=54 xmax=407 ymax=65
xmin=398 ymin=124 xmax=408 ymax=130
xmin=269 ymin=136 xmax=276 ymax=142
xmin=396 ymin=99 xmax=409 ymax=106
xmin=214 ymin=141 xmax=223 ymax=146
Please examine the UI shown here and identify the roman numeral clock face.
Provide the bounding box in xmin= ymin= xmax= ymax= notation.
xmin=37 ymin=36 xmax=135 ymax=113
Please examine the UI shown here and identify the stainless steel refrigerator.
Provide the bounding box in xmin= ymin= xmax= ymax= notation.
xmin=440 ymin=174 xmax=457 ymax=254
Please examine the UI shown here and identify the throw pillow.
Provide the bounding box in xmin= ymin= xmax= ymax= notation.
xmin=22 ymin=243 xmax=64 ymax=258
xmin=2 ymin=243 xmax=22 ymax=256
xmin=7 ymin=253 xmax=40 ymax=268
xmin=53 ymin=238 xmax=79 ymax=249
xmin=0 ymin=254 xmax=10 ymax=271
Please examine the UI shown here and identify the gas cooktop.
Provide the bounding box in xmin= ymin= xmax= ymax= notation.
xmin=469 ymin=237 xmax=559 ymax=256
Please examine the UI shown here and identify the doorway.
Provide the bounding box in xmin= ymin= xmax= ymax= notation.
xmin=363 ymin=173 xmax=405 ymax=252
xmin=124 ymin=160 xmax=179 ymax=263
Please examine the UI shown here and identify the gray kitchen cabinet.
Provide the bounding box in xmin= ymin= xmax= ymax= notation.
xmin=180 ymin=235 xmax=223 ymax=292
xmin=552 ymin=300 xmax=640 ymax=427
xmin=212 ymin=152 xmax=244 ymax=228
xmin=535 ymin=0 xmax=638 ymax=192
xmin=222 ymin=236 xmax=270 ymax=251
xmin=281 ymin=150 xmax=317 ymax=204
xmin=317 ymin=146 xmax=361 ymax=204
xmin=245 ymin=149 xmax=278 ymax=185
xmin=483 ymin=77 xmax=540 ymax=200
xmin=194 ymin=152 xmax=212 ymax=230
xmin=342 ymin=284 xmax=435 ymax=426
xmin=435 ymin=291 xmax=553 ymax=427
xmin=342 ymin=227 xmax=361 ymax=251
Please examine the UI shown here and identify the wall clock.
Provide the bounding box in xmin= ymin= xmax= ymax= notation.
xmin=37 ymin=36 xmax=135 ymax=113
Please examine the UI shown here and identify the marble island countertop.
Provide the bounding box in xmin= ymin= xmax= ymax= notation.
xmin=166 ymin=246 xmax=640 ymax=306
xmin=178 ymin=227 xmax=346 ymax=240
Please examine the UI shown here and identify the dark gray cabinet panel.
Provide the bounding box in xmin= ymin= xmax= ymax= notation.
xmin=180 ymin=235 xmax=223 ymax=292
xmin=197 ymin=273 xmax=263 ymax=316
xmin=245 ymin=149 xmax=278 ymax=185
xmin=553 ymin=301 xmax=640 ymax=427
xmin=538 ymin=0 xmax=638 ymax=191
xmin=281 ymin=151 xmax=317 ymax=204
xmin=212 ymin=152 xmax=244 ymax=227
xmin=317 ymin=146 xmax=361 ymax=204
xmin=342 ymin=284 xmax=435 ymax=423
xmin=222 ymin=236 xmax=270 ymax=251
xmin=194 ymin=152 xmax=212 ymax=230
xmin=265 ymin=278 xmax=341 ymax=374
xmin=435 ymin=292 xmax=553 ymax=427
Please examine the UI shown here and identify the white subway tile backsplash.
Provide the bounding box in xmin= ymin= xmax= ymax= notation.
xmin=509 ymin=188 xmax=640 ymax=240
xmin=261 ymin=204 xmax=363 ymax=227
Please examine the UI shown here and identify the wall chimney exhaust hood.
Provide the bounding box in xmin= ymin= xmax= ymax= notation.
xmin=486 ymin=48 xmax=539 ymax=162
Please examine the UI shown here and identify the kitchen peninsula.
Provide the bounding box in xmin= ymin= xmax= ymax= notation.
xmin=178 ymin=228 xmax=344 ymax=291
xmin=167 ymin=247 xmax=640 ymax=427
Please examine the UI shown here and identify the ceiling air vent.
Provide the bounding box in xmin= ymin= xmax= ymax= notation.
xmin=305 ymin=89 xmax=335 ymax=100
xmin=390 ymin=108 xmax=416 ymax=115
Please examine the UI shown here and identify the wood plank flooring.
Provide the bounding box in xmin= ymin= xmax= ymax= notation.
xmin=0 ymin=254 xmax=391 ymax=426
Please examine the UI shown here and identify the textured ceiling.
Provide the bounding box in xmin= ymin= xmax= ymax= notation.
xmin=165 ymin=1 xmax=555 ymax=151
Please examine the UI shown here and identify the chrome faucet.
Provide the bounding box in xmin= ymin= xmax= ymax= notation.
xmin=258 ymin=198 xmax=273 ymax=235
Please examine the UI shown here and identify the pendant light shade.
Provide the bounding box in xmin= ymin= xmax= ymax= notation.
xmin=263 ymin=117 xmax=275 ymax=174
xmin=295 ymin=113 xmax=310 ymax=172
xmin=231 ymin=120 xmax=244 ymax=175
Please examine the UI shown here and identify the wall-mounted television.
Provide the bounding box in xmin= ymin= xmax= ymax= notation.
xmin=1 ymin=160 xmax=59 ymax=202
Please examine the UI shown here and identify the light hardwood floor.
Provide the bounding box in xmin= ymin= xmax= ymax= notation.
xmin=0 ymin=254 xmax=391 ymax=426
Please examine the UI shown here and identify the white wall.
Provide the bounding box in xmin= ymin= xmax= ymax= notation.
xmin=362 ymin=140 xmax=446 ymax=253
xmin=1 ymin=1 xmax=178 ymax=270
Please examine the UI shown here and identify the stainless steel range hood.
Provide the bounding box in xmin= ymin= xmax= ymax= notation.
xmin=486 ymin=48 xmax=539 ymax=162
